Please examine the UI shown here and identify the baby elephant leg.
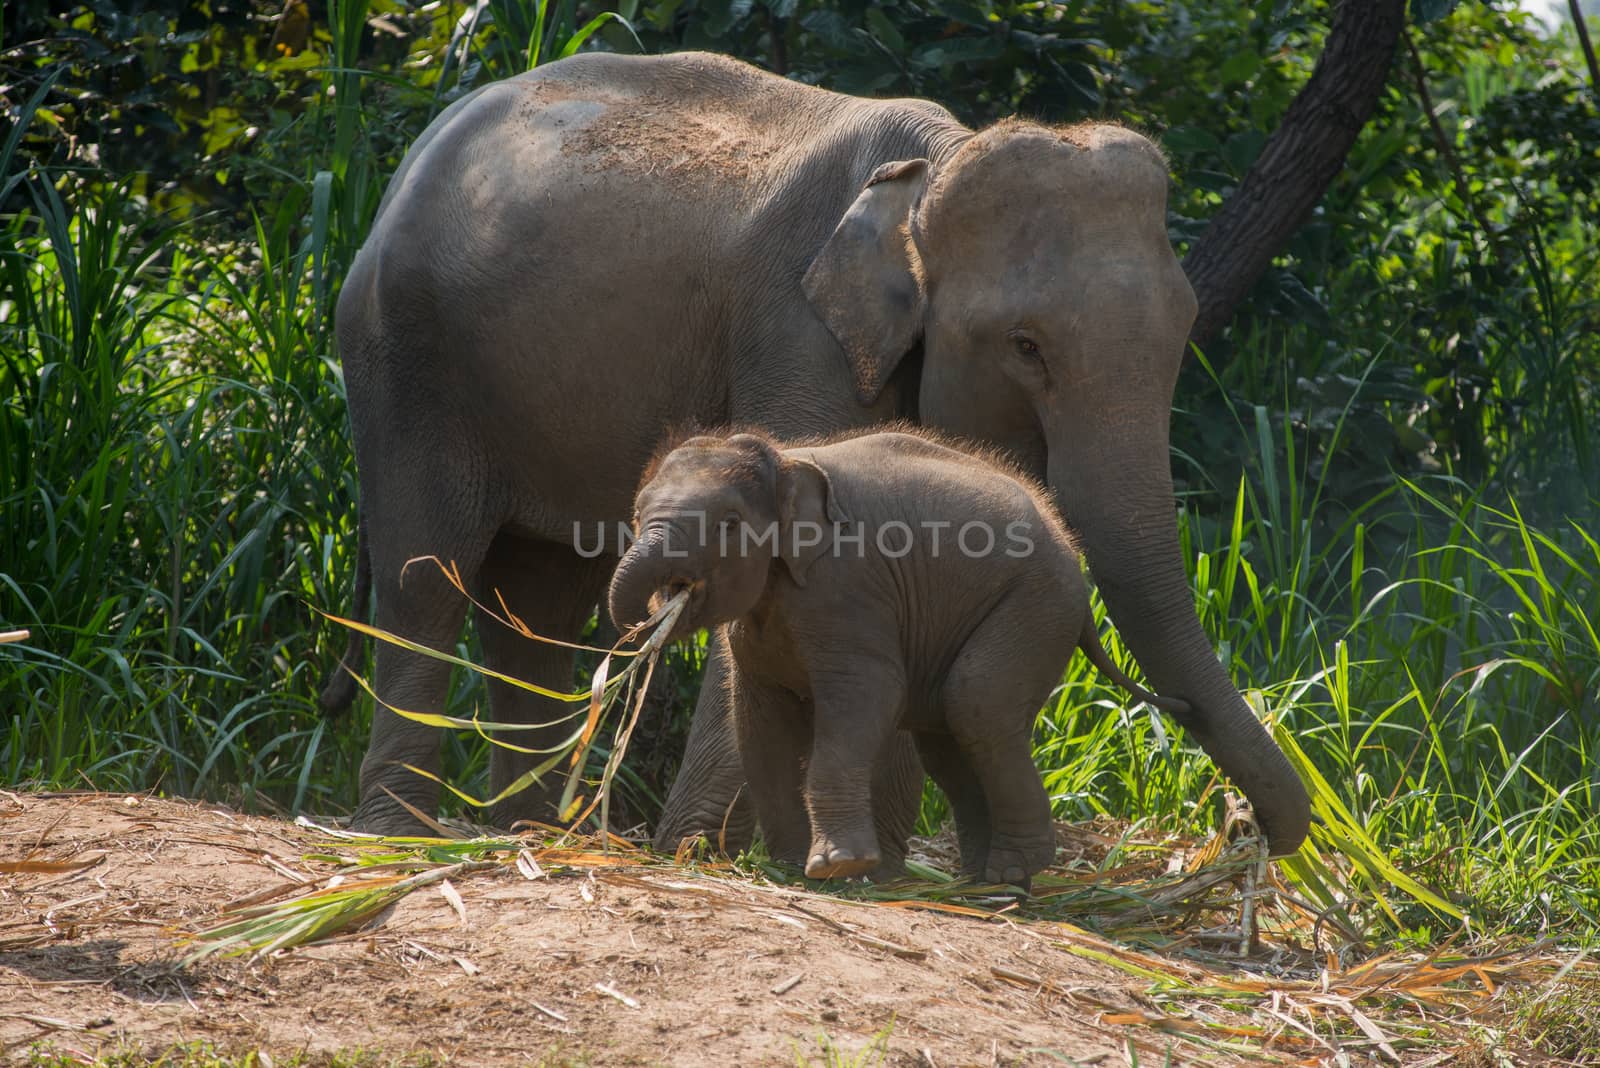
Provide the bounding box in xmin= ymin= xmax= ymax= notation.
xmin=940 ymin=598 xmax=1073 ymax=888
xmin=914 ymin=731 xmax=992 ymax=878
xmin=867 ymin=731 xmax=924 ymax=879
xmin=804 ymin=657 xmax=907 ymax=879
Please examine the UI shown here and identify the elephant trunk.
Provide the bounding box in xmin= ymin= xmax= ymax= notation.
xmin=608 ymin=527 xmax=677 ymax=632
xmin=1049 ymin=422 xmax=1311 ymax=857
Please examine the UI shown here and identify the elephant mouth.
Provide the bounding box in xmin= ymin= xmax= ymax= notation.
xmin=649 ymin=580 xmax=705 ymax=638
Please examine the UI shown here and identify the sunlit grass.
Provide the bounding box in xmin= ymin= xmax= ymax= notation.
xmin=1031 ymin=389 xmax=1600 ymax=944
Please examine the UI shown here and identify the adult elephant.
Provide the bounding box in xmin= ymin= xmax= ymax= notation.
xmin=322 ymin=50 xmax=1310 ymax=857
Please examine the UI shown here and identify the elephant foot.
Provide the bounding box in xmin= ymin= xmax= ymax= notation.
xmin=981 ymin=860 xmax=1034 ymax=891
xmin=805 ymin=830 xmax=881 ymax=879
xmin=488 ymin=792 xmax=573 ymax=836
xmin=759 ymin=832 xmax=810 ymax=869
xmin=982 ymin=835 xmax=1055 ymax=889
xmin=954 ymin=829 xmax=993 ymax=882
xmin=654 ymin=818 xmax=757 ymax=858
xmin=864 ymin=853 xmax=907 ymax=883
xmin=654 ymin=798 xmax=758 ymax=858
xmin=349 ymin=792 xmax=443 ymax=837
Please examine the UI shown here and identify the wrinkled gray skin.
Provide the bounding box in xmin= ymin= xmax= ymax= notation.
xmin=327 ymin=50 xmax=1310 ymax=856
xmin=609 ymin=429 xmax=1191 ymax=887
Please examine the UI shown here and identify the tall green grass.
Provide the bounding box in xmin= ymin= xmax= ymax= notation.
xmin=0 ymin=1 xmax=382 ymax=810
xmin=0 ymin=0 xmax=648 ymax=819
xmin=0 ymin=168 xmax=357 ymax=809
xmin=1032 ymin=386 xmax=1600 ymax=938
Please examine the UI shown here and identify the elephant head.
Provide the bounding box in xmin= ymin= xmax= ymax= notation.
xmin=802 ymin=121 xmax=1311 ymax=856
xmin=608 ymin=433 xmax=845 ymax=640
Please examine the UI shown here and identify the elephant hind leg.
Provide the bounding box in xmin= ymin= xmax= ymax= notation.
xmin=938 ymin=596 xmax=1071 ymax=888
xmin=913 ymin=731 xmax=992 ymax=879
xmin=474 ymin=534 xmax=615 ymax=832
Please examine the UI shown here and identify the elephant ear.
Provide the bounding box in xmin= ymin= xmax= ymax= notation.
xmin=803 ymin=159 xmax=930 ymax=407
xmin=776 ymin=455 xmax=849 ymax=587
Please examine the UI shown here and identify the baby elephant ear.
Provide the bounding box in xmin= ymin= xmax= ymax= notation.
xmin=803 ymin=159 xmax=930 ymax=408
xmin=776 ymin=456 xmax=849 ymax=587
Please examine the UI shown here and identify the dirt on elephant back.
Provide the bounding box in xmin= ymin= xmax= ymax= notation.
xmin=0 ymin=792 xmax=1576 ymax=1067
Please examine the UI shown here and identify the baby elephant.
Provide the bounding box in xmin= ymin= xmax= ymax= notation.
xmin=609 ymin=427 xmax=1186 ymax=887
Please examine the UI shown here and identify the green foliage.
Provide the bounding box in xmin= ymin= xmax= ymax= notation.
xmin=629 ymin=0 xmax=1109 ymax=118
xmin=445 ymin=0 xmax=640 ymax=91
xmin=1178 ymin=3 xmax=1600 ymax=523
xmin=0 ymin=169 xmax=355 ymax=809
xmin=2 ymin=3 xmax=253 ymax=177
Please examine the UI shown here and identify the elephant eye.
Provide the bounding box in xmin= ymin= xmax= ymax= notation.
xmin=1010 ymin=333 xmax=1043 ymax=362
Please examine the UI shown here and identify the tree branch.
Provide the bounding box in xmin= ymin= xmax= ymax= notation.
xmin=1404 ymin=28 xmax=1500 ymax=260
xmin=767 ymin=5 xmax=789 ymax=77
xmin=1569 ymin=0 xmax=1600 ymax=92
xmin=1181 ymin=0 xmax=1409 ymax=350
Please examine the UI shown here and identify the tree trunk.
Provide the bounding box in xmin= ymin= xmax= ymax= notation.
xmin=1182 ymin=0 xmax=1409 ymax=349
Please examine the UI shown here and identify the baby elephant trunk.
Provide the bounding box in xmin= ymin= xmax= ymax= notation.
xmin=608 ymin=528 xmax=684 ymax=632
xmin=1076 ymin=622 xmax=1192 ymax=719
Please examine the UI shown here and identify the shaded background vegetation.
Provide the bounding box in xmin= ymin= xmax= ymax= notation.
xmin=3 ymin=0 xmax=1597 ymax=948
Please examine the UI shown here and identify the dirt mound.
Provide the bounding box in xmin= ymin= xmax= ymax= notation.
xmin=0 ymin=794 xmax=1193 ymax=1065
xmin=0 ymin=792 xmax=1574 ymax=1066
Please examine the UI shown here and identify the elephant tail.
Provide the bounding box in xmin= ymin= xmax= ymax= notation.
xmin=1076 ymin=619 xmax=1192 ymax=719
xmin=318 ymin=509 xmax=371 ymax=715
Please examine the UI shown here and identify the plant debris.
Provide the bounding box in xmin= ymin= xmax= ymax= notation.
xmin=1 ymin=793 xmax=1589 ymax=1065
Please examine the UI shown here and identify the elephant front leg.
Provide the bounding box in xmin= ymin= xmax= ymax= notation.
xmin=803 ymin=659 xmax=907 ymax=880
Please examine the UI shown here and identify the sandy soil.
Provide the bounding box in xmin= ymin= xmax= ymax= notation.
xmin=0 ymin=791 xmax=1561 ymax=1067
